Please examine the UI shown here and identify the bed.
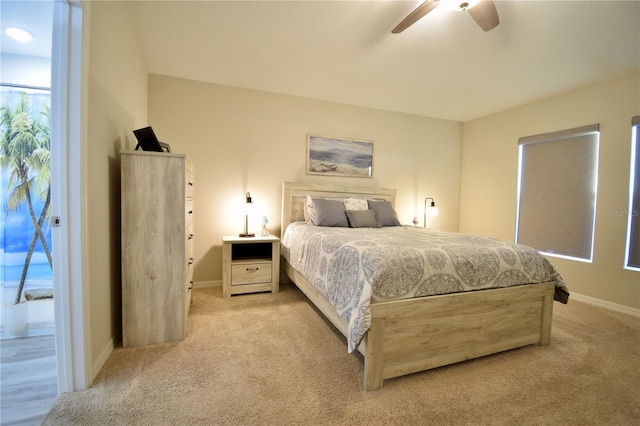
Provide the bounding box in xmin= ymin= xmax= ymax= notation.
xmin=280 ymin=182 xmax=569 ymax=390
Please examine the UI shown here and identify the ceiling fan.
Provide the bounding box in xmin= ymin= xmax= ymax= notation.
xmin=391 ymin=0 xmax=500 ymax=34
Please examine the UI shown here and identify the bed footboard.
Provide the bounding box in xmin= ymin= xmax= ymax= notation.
xmin=284 ymin=258 xmax=555 ymax=390
xmin=364 ymin=281 xmax=556 ymax=390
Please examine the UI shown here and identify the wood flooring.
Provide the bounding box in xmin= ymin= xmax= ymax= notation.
xmin=1 ymin=334 xmax=57 ymax=425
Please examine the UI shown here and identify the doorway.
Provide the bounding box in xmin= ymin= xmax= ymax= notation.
xmin=1 ymin=1 xmax=88 ymax=423
xmin=0 ymin=1 xmax=57 ymax=423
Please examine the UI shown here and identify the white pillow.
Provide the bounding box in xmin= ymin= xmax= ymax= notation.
xmin=304 ymin=194 xmax=315 ymax=223
xmin=343 ymin=197 xmax=369 ymax=211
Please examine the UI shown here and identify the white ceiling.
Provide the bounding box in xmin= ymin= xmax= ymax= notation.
xmin=0 ymin=1 xmax=53 ymax=59
xmin=2 ymin=1 xmax=639 ymax=122
xmin=126 ymin=0 xmax=640 ymax=121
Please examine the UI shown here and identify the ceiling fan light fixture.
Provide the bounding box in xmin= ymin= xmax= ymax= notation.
xmin=440 ymin=0 xmax=482 ymax=12
xmin=392 ymin=0 xmax=497 ymax=34
xmin=6 ymin=27 xmax=32 ymax=42
xmin=447 ymin=0 xmax=480 ymax=11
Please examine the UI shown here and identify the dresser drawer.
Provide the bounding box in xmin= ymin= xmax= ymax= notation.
xmin=231 ymin=262 xmax=272 ymax=285
xmin=186 ymin=227 xmax=194 ymax=250
xmin=185 ymin=200 xmax=194 ymax=227
xmin=185 ymin=177 xmax=194 ymax=199
xmin=185 ymin=163 xmax=194 ymax=199
xmin=185 ymin=264 xmax=194 ymax=317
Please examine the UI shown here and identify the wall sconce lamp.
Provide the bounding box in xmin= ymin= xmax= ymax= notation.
xmin=239 ymin=192 xmax=255 ymax=237
xmin=424 ymin=197 xmax=438 ymax=228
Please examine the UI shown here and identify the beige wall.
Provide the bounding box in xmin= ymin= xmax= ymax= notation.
xmin=148 ymin=74 xmax=463 ymax=283
xmin=460 ymin=71 xmax=640 ymax=310
xmin=85 ymin=1 xmax=148 ymax=378
xmin=80 ymin=2 xmax=640 ymax=391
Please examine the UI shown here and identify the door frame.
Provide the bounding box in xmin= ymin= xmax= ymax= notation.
xmin=50 ymin=0 xmax=90 ymax=393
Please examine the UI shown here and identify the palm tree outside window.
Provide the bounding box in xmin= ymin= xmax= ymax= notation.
xmin=1 ymin=87 xmax=52 ymax=313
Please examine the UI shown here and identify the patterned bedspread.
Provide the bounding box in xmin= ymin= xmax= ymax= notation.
xmin=282 ymin=222 xmax=569 ymax=352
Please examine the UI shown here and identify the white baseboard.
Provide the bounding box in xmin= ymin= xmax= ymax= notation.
xmin=91 ymin=336 xmax=115 ymax=383
xmin=570 ymin=292 xmax=640 ymax=318
xmin=193 ymin=280 xmax=221 ymax=289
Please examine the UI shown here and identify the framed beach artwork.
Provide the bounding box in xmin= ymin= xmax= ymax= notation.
xmin=306 ymin=134 xmax=374 ymax=178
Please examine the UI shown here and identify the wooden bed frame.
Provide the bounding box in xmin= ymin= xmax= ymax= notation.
xmin=280 ymin=182 xmax=556 ymax=390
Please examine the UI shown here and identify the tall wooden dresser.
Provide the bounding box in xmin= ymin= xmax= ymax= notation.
xmin=121 ymin=150 xmax=195 ymax=347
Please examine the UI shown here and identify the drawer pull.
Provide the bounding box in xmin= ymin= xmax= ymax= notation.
xmin=246 ymin=267 xmax=259 ymax=272
xmin=189 ymin=258 xmax=194 ymax=265
xmin=188 ymin=182 xmax=193 ymax=186
xmin=188 ymin=210 xmax=193 ymax=214
xmin=188 ymin=234 xmax=194 ymax=240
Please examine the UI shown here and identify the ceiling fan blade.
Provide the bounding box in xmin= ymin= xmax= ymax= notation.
xmin=391 ymin=0 xmax=441 ymax=34
xmin=467 ymin=0 xmax=500 ymax=32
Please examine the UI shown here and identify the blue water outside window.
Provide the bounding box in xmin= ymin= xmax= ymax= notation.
xmin=1 ymin=86 xmax=53 ymax=306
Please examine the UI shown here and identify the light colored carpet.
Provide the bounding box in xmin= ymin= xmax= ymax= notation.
xmin=42 ymin=284 xmax=639 ymax=425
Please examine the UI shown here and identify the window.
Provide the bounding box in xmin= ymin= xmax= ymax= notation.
xmin=516 ymin=124 xmax=600 ymax=262
xmin=625 ymin=116 xmax=640 ymax=271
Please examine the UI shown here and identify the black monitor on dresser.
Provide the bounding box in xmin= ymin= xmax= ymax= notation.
xmin=133 ymin=126 xmax=171 ymax=153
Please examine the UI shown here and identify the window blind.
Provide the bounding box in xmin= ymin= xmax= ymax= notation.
xmin=626 ymin=116 xmax=640 ymax=269
xmin=516 ymin=124 xmax=600 ymax=261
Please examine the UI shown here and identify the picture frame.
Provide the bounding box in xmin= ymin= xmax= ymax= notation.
xmin=306 ymin=134 xmax=374 ymax=178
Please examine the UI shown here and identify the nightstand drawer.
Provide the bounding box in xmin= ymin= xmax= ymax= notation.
xmin=231 ymin=262 xmax=272 ymax=285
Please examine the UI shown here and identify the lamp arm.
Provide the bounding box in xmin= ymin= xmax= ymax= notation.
xmin=239 ymin=191 xmax=255 ymax=237
xmin=423 ymin=197 xmax=436 ymax=228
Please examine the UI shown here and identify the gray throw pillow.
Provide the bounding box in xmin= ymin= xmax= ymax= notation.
xmin=346 ymin=210 xmax=381 ymax=228
xmin=367 ymin=200 xmax=401 ymax=227
xmin=312 ymin=198 xmax=349 ymax=227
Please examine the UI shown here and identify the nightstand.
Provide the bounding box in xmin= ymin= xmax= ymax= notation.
xmin=222 ymin=235 xmax=280 ymax=298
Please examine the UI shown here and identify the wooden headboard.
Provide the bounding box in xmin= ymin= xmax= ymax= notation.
xmin=280 ymin=181 xmax=397 ymax=238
